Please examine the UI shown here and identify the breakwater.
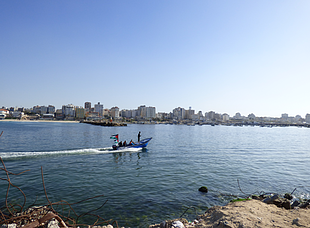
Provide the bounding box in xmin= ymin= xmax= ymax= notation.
xmin=80 ymin=120 xmax=127 ymax=126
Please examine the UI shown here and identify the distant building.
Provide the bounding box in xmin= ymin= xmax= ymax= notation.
xmin=11 ymin=111 xmax=24 ymax=119
xmin=205 ymin=111 xmax=215 ymax=120
xmin=120 ymin=109 xmax=137 ymax=118
xmin=41 ymin=106 xmax=48 ymax=114
xmin=281 ymin=113 xmax=289 ymax=119
xmin=94 ymin=102 xmax=104 ymax=117
xmin=47 ymin=105 xmax=55 ymax=114
xmin=55 ymin=109 xmax=64 ymax=120
xmin=103 ymin=109 xmax=110 ymax=117
xmin=185 ymin=107 xmax=195 ymax=119
xmin=75 ymin=107 xmax=85 ymax=119
xmin=305 ymin=114 xmax=310 ymax=123
xmin=0 ymin=108 xmax=9 ymax=119
xmin=173 ymin=107 xmax=185 ymax=120
xmin=222 ymin=113 xmax=230 ymax=122
xmin=42 ymin=114 xmax=54 ymax=120
xmin=110 ymin=107 xmax=119 ymax=118
xmin=32 ymin=105 xmax=41 ymax=114
xmin=84 ymin=102 xmax=91 ymax=111
xmin=295 ymin=115 xmax=302 ymax=122
xmin=62 ymin=104 xmax=75 ymax=118
xmin=248 ymin=113 xmax=256 ymax=120
xmin=234 ymin=112 xmax=242 ymax=120
xmin=86 ymin=111 xmax=100 ymax=120
xmin=138 ymin=105 xmax=156 ymax=119
xmin=156 ymin=112 xmax=170 ymax=120
xmin=214 ymin=113 xmax=222 ymax=121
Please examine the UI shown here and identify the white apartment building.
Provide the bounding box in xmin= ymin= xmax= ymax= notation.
xmin=94 ymin=102 xmax=104 ymax=117
xmin=110 ymin=107 xmax=119 ymax=118
xmin=205 ymin=111 xmax=215 ymax=120
xmin=138 ymin=105 xmax=156 ymax=119
xmin=173 ymin=107 xmax=185 ymax=120
xmin=62 ymin=104 xmax=75 ymax=117
xmin=222 ymin=113 xmax=230 ymax=122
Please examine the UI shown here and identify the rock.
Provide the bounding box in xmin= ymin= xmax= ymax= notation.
xmin=198 ymin=186 xmax=208 ymax=193
xmin=299 ymin=201 xmax=310 ymax=208
xmin=292 ymin=218 xmax=301 ymax=226
xmin=284 ymin=193 xmax=293 ymax=200
xmin=171 ymin=221 xmax=184 ymax=228
xmin=291 ymin=200 xmax=300 ymax=208
xmin=273 ymin=198 xmax=291 ymax=209
xmin=47 ymin=219 xmax=60 ymax=228
xmin=262 ymin=194 xmax=278 ymax=204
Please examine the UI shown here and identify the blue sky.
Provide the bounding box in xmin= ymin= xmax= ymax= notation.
xmin=1 ymin=0 xmax=310 ymax=117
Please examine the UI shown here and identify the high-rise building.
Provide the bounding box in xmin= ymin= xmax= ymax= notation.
xmin=94 ymin=102 xmax=104 ymax=117
xmin=222 ymin=113 xmax=230 ymax=121
xmin=110 ymin=107 xmax=119 ymax=118
xmin=75 ymin=107 xmax=85 ymax=119
xmin=173 ymin=107 xmax=185 ymax=120
xmin=84 ymin=102 xmax=91 ymax=111
xmin=62 ymin=104 xmax=75 ymax=118
xmin=205 ymin=111 xmax=215 ymax=120
xmin=185 ymin=107 xmax=195 ymax=119
xmin=138 ymin=105 xmax=156 ymax=119
xmin=47 ymin=105 xmax=55 ymax=114
xmin=41 ymin=106 xmax=48 ymax=114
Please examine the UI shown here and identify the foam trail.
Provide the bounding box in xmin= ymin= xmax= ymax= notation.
xmin=0 ymin=147 xmax=143 ymax=159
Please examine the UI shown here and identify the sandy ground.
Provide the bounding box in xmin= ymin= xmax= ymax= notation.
xmin=150 ymin=199 xmax=310 ymax=228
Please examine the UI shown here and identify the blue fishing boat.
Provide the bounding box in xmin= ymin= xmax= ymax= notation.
xmin=110 ymin=134 xmax=152 ymax=150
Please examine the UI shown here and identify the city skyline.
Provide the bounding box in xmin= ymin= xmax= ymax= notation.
xmin=2 ymin=101 xmax=310 ymax=119
xmin=1 ymin=1 xmax=310 ymax=117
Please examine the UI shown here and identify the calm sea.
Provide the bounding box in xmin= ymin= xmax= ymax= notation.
xmin=0 ymin=121 xmax=310 ymax=227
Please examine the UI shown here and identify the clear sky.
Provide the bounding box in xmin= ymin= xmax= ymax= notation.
xmin=1 ymin=0 xmax=310 ymax=117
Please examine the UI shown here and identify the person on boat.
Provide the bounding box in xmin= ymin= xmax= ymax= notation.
xmin=123 ymin=141 xmax=127 ymax=146
xmin=138 ymin=131 xmax=141 ymax=143
xmin=129 ymin=140 xmax=134 ymax=145
xmin=118 ymin=141 xmax=123 ymax=147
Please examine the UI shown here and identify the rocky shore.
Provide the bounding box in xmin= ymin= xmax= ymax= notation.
xmin=149 ymin=194 xmax=310 ymax=228
xmin=2 ymin=194 xmax=309 ymax=228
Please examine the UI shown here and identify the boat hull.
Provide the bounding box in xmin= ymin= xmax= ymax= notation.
xmin=112 ymin=137 xmax=152 ymax=150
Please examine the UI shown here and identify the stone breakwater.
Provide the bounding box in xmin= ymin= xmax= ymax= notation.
xmin=80 ymin=120 xmax=127 ymax=126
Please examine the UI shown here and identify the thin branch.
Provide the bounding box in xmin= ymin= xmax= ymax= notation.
xmin=237 ymin=179 xmax=247 ymax=195
xmin=41 ymin=166 xmax=54 ymax=212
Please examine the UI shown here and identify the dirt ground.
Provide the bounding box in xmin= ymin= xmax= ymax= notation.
xmin=150 ymin=199 xmax=310 ymax=228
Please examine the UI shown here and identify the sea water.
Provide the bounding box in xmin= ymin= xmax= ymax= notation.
xmin=0 ymin=121 xmax=310 ymax=227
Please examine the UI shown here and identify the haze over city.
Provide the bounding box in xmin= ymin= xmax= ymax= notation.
xmin=1 ymin=1 xmax=310 ymax=117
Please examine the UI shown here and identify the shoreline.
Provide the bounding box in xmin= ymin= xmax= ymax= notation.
xmin=0 ymin=119 xmax=79 ymax=123
xmin=149 ymin=198 xmax=310 ymax=228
